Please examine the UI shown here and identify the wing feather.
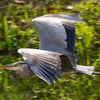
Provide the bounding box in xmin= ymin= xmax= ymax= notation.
xmin=33 ymin=65 xmax=51 ymax=84
xmin=35 ymin=65 xmax=54 ymax=85
xmin=39 ymin=56 xmax=61 ymax=64
xmin=32 ymin=14 xmax=84 ymax=66
xmin=29 ymin=63 xmax=47 ymax=82
xmin=42 ymin=14 xmax=84 ymax=22
xmin=37 ymin=63 xmax=58 ymax=83
xmin=32 ymin=17 xmax=67 ymax=50
xmin=38 ymin=60 xmax=61 ymax=78
xmin=18 ymin=49 xmax=62 ymax=85
xmin=41 ymin=61 xmax=61 ymax=71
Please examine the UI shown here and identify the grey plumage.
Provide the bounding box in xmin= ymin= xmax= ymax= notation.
xmin=18 ymin=49 xmax=72 ymax=84
xmin=0 ymin=14 xmax=99 ymax=85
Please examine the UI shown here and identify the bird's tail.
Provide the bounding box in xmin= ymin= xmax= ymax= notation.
xmin=74 ymin=65 xmax=94 ymax=75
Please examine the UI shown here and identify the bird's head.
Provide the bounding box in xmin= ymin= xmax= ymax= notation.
xmin=0 ymin=61 xmax=27 ymax=71
xmin=0 ymin=61 xmax=36 ymax=79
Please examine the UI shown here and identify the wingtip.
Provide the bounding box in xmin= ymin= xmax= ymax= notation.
xmin=31 ymin=19 xmax=35 ymax=24
xmin=17 ymin=49 xmax=23 ymax=54
xmin=57 ymin=76 xmax=61 ymax=79
xmin=31 ymin=17 xmax=40 ymax=24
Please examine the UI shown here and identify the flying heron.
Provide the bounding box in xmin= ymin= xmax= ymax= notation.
xmin=0 ymin=14 xmax=100 ymax=85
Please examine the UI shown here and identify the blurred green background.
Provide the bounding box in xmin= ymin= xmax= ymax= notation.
xmin=0 ymin=0 xmax=100 ymax=99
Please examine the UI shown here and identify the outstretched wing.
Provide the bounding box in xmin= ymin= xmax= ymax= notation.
xmin=32 ymin=14 xmax=84 ymax=66
xmin=18 ymin=48 xmax=71 ymax=85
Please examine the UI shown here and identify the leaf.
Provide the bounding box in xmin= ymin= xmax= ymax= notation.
xmin=46 ymin=7 xmax=54 ymax=11
xmin=14 ymin=0 xmax=26 ymax=4
xmin=72 ymin=10 xmax=79 ymax=13
xmin=45 ymin=0 xmax=54 ymax=4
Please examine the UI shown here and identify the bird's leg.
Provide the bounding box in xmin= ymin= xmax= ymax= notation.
xmin=92 ymin=72 xmax=100 ymax=75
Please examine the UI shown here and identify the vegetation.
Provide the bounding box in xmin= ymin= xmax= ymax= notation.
xmin=0 ymin=0 xmax=100 ymax=99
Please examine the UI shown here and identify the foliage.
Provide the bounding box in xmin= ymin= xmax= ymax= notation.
xmin=0 ymin=0 xmax=100 ymax=100
xmin=45 ymin=0 xmax=54 ymax=4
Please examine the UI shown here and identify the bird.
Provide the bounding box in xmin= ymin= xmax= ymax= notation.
xmin=0 ymin=14 xmax=100 ymax=85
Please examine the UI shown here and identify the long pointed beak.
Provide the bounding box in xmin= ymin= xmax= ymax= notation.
xmin=0 ymin=64 xmax=12 ymax=69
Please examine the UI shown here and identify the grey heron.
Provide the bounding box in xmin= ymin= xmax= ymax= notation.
xmin=0 ymin=14 xmax=100 ymax=85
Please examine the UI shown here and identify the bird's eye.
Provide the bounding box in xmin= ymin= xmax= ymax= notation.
xmin=15 ymin=64 xmax=18 ymax=66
